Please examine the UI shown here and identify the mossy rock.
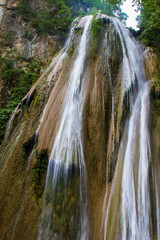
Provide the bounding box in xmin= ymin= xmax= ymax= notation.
xmin=41 ymin=163 xmax=82 ymax=239
xmin=90 ymin=18 xmax=101 ymax=60
xmin=32 ymin=150 xmax=49 ymax=202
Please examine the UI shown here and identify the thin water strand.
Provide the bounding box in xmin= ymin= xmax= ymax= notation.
xmin=3 ymin=105 xmax=19 ymax=141
xmin=121 ymin=81 xmax=152 ymax=240
xmin=137 ymin=82 xmax=151 ymax=239
xmin=155 ymin=174 xmax=160 ymax=240
xmin=112 ymin=17 xmax=145 ymax=95
xmin=0 ymin=123 xmax=24 ymax=162
xmin=121 ymin=95 xmax=140 ymax=240
xmin=47 ymin=18 xmax=78 ymax=85
xmin=36 ymin=21 xmax=77 ymax=139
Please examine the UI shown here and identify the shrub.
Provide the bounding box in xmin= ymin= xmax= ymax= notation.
xmin=16 ymin=0 xmax=72 ymax=36
xmin=0 ymin=109 xmax=12 ymax=142
xmin=0 ymin=53 xmax=41 ymax=143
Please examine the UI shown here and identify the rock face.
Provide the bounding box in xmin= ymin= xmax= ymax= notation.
xmin=0 ymin=0 xmax=64 ymax=113
xmin=0 ymin=14 xmax=160 ymax=240
xmin=0 ymin=1 xmax=63 ymax=61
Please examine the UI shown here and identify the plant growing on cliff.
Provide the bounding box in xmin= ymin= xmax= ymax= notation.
xmin=16 ymin=0 xmax=35 ymax=21
xmin=0 ymin=55 xmax=23 ymax=88
xmin=0 ymin=109 xmax=12 ymax=142
xmin=0 ymin=53 xmax=41 ymax=143
xmin=0 ymin=33 xmax=14 ymax=48
xmin=32 ymin=150 xmax=48 ymax=201
xmin=16 ymin=0 xmax=72 ymax=36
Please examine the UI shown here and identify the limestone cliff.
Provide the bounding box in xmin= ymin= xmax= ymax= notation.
xmin=0 ymin=13 xmax=159 ymax=240
xmin=0 ymin=0 xmax=65 ymax=142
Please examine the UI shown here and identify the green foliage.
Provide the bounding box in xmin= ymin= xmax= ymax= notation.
xmin=33 ymin=95 xmax=39 ymax=106
xmin=133 ymin=0 xmax=160 ymax=51
xmin=151 ymin=55 xmax=160 ymax=113
xmin=16 ymin=0 xmax=127 ymax=34
xmin=32 ymin=10 xmax=55 ymax=35
xmin=0 ymin=33 xmax=14 ymax=47
xmin=0 ymin=52 xmax=41 ymax=143
xmin=65 ymin=0 xmax=127 ymax=21
xmin=16 ymin=0 xmax=72 ymax=36
xmin=0 ymin=55 xmax=24 ymax=88
xmin=32 ymin=150 xmax=48 ymax=201
xmin=65 ymin=0 xmax=121 ymax=10
xmin=54 ymin=2 xmax=72 ymax=33
xmin=91 ymin=18 xmax=101 ymax=59
xmin=16 ymin=0 xmax=35 ymax=21
xmin=0 ymin=109 xmax=12 ymax=142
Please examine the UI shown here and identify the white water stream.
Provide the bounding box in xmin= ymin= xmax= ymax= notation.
xmin=0 ymin=0 xmax=5 ymax=22
xmin=38 ymin=15 xmax=93 ymax=240
xmin=101 ymin=16 xmax=157 ymax=240
xmin=121 ymin=83 xmax=151 ymax=240
xmin=112 ymin=18 xmax=144 ymax=99
xmin=35 ymin=19 xmax=78 ymax=142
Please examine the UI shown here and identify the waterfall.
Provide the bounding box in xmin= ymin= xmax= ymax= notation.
xmin=137 ymin=82 xmax=151 ymax=239
xmin=101 ymin=16 xmax=157 ymax=240
xmin=38 ymin=15 xmax=93 ymax=240
xmin=0 ymin=13 xmax=159 ymax=240
xmin=121 ymin=84 xmax=151 ymax=240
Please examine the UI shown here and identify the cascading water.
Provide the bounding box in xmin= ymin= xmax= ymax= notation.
xmin=101 ymin=17 xmax=159 ymax=240
xmin=47 ymin=18 xmax=78 ymax=86
xmin=121 ymin=83 xmax=151 ymax=240
xmin=35 ymin=19 xmax=78 ymax=141
xmin=38 ymin=15 xmax=93 ymax=240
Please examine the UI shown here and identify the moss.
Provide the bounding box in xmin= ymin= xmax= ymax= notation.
xmin=32 ymin=150 xmax=48 ymax=202
xmin=153 ymin=235 xmax=158 ymax=240
xmin=107 ymin=31 xmax=123 ymax=87
xmin=69 ymin=44 xmax=75 ymax=55
xmin=90 ymin=18 xmax=101 ymax=60
xmin=24 ymin=112 xmax=28 ymax=120
xmin=33 ymin=95 xmax=39 ymax=106
xmin=44 ymin=59 xmax=52 ymax=70
xmin=44 ymin=163 xmax=81 ymax=239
